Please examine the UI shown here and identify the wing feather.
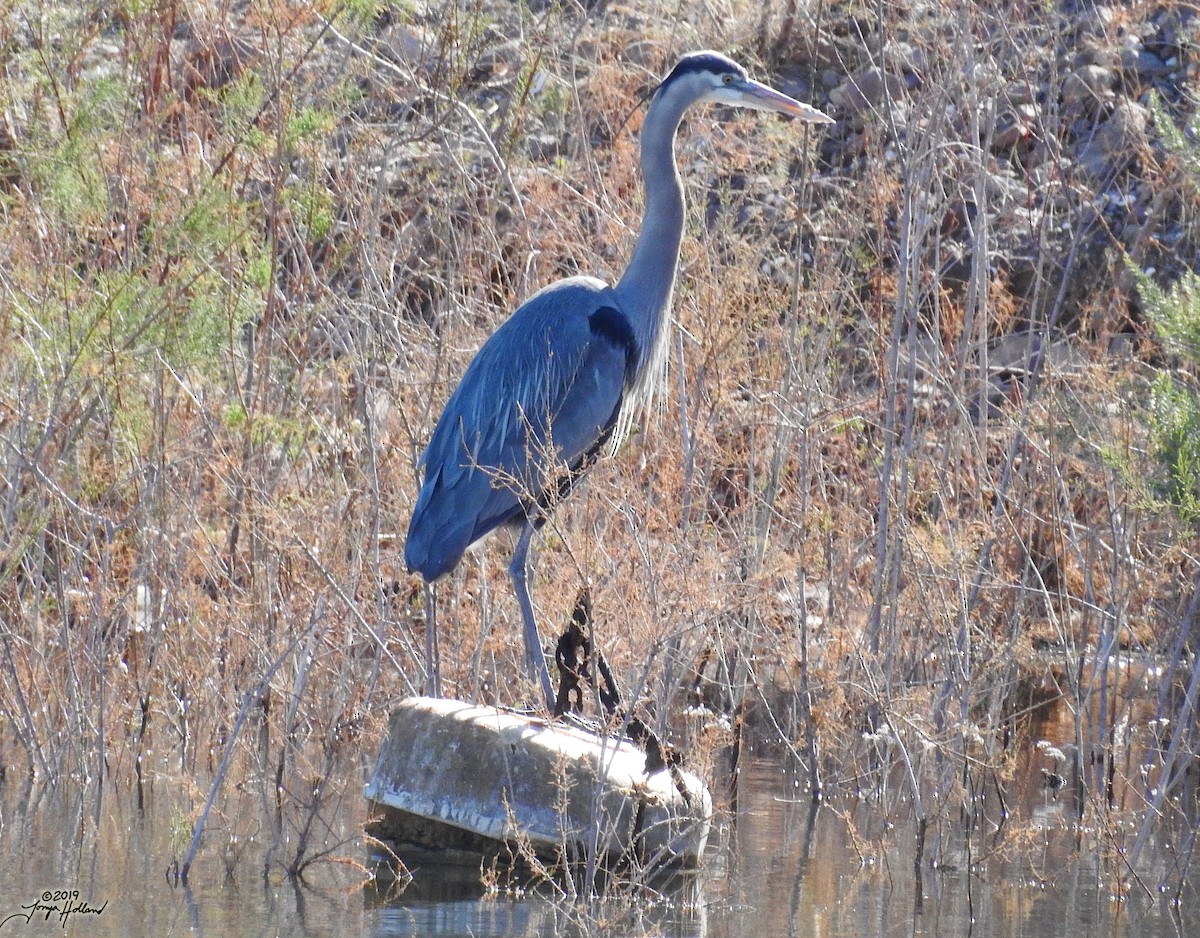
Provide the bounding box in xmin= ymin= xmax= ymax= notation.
xmin=405 ymin=277 xmax=637 ymax=580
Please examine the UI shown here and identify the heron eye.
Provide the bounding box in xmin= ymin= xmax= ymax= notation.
xmin=722 ymin=73 xmax=734 ymax=84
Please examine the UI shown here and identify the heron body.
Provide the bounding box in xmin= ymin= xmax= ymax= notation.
xmin=405 ymin=52 xmax=833 ymax=708
xmin=404 ymin=276 xmax=630 ymax=581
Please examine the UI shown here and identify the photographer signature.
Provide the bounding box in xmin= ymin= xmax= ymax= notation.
xmin=0 ymin=891 xmax=108 ymax=930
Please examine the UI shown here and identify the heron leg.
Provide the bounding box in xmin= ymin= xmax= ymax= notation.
xmin=509 ymin=520 xmax=555 ymax=710
xmin=423 ymin=580 xmax=441 ymax=698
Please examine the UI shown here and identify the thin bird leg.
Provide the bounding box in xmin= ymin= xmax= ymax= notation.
xmin=423 ymin=581 xmax=441 ymax=697
xmin=509 ymin=520 xmax=555 ymax=710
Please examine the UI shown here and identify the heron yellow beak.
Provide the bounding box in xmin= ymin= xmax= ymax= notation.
xmin=734 ymin=78 xmax=834 ymax=124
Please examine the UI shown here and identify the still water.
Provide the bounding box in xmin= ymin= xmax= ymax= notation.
xmin=0 ymin=757 xmax=1192 ymax=937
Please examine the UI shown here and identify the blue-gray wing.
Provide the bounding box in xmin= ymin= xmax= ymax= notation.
xmin=405 ymin=277 xmax=638 ymax=581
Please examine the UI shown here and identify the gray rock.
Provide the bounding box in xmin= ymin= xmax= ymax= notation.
xmin=1119 ymin=47 xmax=1170 ymax=78
xmin=527 ymin=132 xmax=566 ymax=162
xmin=1075 ymin=4 xmax=1117 ymax=39
xmin=829 ymin=66 xmax=908 ymax=116
xmin=382 ymin=24 xmax=435 ymax=69
xmin=1077 ymin=99 xmax=1150 ymax=179
xmin=1062 ymin=64 xmax=1115 ymax=110
xmin=883 ymin=40 xmax=921 ymax=73
xmin=623 ymin=39 xmax=664 ymax=68
xmin=992 ymin=102 xmax=1040 ymax=154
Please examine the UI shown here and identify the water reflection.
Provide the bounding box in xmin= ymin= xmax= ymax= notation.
xmin=0 ymin=755 xmax=1193 ymax=937
xmin=714 ymin=760 xmax=1191 ymax=938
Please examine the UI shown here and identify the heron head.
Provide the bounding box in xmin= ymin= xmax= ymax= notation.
xmin=659 ymin=51 xmax=834 ymax=124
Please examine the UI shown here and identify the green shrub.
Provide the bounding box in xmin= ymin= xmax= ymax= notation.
xmin=1132 ymin=95 xmax=1200 ymax=525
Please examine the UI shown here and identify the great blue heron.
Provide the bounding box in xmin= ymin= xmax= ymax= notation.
xmin=405 ymin=51 xmax=833 ymax=709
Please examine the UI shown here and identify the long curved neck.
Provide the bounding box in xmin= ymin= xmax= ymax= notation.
xmin=613 ymin=86 xmax=692 ymax=374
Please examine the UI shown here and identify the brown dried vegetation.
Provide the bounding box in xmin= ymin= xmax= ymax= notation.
xmin=0 ymin=0 xmax=1197 ymax=886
